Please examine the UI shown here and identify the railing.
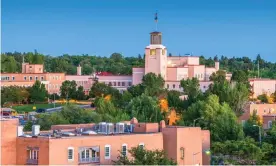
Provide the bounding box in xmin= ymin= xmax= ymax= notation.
xmin=79 ymin=157 xmax=100 ymax=163
xmin=26 ymin=159 xmax=38 ymax=165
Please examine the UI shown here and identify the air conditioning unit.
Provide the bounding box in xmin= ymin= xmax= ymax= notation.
xmin=106 ymin=123 xmax=114 ymax=134
xmin=99 ymin=122 xmax=107 ymax=134
xmin=32 ymin=125 xmax=40 ymax=136
xmin=116 ymin=123 xmax=125 ymax=133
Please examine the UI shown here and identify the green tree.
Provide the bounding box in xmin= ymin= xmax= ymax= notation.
xmin=1 ymin=86 xmax=30 ymax=105
xmin=212 ymin=137 xmax=262 ymax=165
xmin=95 ymin=97 xmax=129 ymax=123
xmin=37 ymin=112 xmax=69 ymax=130
xmin=142 ymin=73 xmax=165 ymax=96
xmin=127 ymin=84 xmax=145 ymax=97
xmin=76 ymin=86 xmax=86 ymax=100
xmin=60 ymin=80 xmax=77 ymax=100
xmin=127 ymin=94 xmax=163 ymax=123
xmin=231 ymin=70 xmax=249 ymax=84
xmin=1 ymin=54 xmax=17 ymax=72
xmin=209 ymin=70 xmax=226 ymax=83
xmin=167 ymin=90 xmax=182 ymax=111
xmin=243 ymin=110 xmax=263 ymax=141
xmin=113 ymin=146 xmax=176 ymax=165
xmin=182 ymin=95 xmax=244 ymax=142
xmin=23 ymin=120 xmax=33 ymax=131
xmin=180 ymin=77 xmax=203 ymax=108
xmin=30 ymin=81 xmax=48 ymax=103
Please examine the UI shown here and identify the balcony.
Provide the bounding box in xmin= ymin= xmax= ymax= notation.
xmin=78 ymin=146 xmax=100 ymax=164
xmin=79 ymin=157 xmax=100 ymax=163
xmin=26 ymin=159 xmax=38 ymax=165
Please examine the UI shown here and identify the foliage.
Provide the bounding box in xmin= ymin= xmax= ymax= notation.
xmin=181 ymin=95 xmax=244 ymax=142
xmin=212 ymin=137 xmax=262 ymax=165
xmin=37 ymin=112 xmax=69 ymax=130
xmin=95 ymin=97 xmax=129 ymax=123
xmin=127 ymin=84 xmax=145 ymax=97
xmin=113 ymin=146 xmax=176 ymax=165
xmin=209 ymin=70 xmax=226 ymax=83
xmin=23 ymin=120 xmax=33 ymax=131
xmin=76 ymin=86 xmax=86 ymax=100
xmin=1 ymin=86 xmax=30 ymax=106
xmin=243 ymin=110 xmax=263 ymax=141
xmin=48 ymin=93 xmax=60 ymax=100
xmin=60 ymin=80 xmax=77 ymax=100
xmin=166 ymin=90 xmax=183 ymax=112
xmin=127 ymin=94 xmax=163 ymax=123
xmin=257 ymin=94 xmax=274 ymax=103
xmin=30 ymin=81 xmax=48 ymax=103
xmin=142 ymin=73 xmax=165 ymax=96
xmin=180 ymin=77 xmax=203 ymax=109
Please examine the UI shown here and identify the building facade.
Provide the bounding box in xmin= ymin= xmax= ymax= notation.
xmin=1 ymin=118 xmax=210 ymax=165
xmin=1 ymin=63 xmax=65 ymax=94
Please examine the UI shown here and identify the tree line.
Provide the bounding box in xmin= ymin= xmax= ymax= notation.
xmin=2 ymin=51 xmax=276 ymax=78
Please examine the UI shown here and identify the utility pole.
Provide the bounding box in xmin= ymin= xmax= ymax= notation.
xmin=258 ymin=60 xmax=260 ymax=78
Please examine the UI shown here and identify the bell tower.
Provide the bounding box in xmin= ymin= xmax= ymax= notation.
xmin=145 ymin=31 xmax=167 ymax=80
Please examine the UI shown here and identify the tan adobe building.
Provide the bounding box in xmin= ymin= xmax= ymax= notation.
xmin=1 ymin=118 xmax=210 ymax=165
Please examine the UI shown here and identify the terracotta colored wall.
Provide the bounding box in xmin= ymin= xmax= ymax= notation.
xmin=162 ymin=127 xmax=177 ymax=162
xmin=133 ymin=123 xmax=159 ymax=133
xmin=24 ymin=64 xmax=44 ymax=73
xmin=162 ymin=127 xmax=204 ymax=165
xmin=193 ymin=65 xmax=206 ymax=81
xmin=176 ymin=67 xmax=189 ymax=80
xmin=47 ymin=133 xmax=163 ymax=165
xmin=0 ymin=119 xmax=18 ymax=165
xmin=262 ymin=116 xmax=276 ymax=129
xmin=16 ymin=138 xmax=50 ymax=165
xmin=176 ymin=127 xmax=202 ymax=165
xmin=239 ymin=104 xmax=276 ymax=122
xmin=166 ymin=68 xmax=177 ymax=81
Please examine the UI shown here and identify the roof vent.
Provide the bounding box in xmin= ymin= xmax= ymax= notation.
xmin=32 ymin=125 xmax=40 ymax=136
xmin=17 ymin=126 xmax=24 ymax=137
xmin=98 ymin=122 xmax=114 ymax=134
xmin=82 ymin=130 xmax=97 ymax=135
xmin=62 ymin=132 xmax=75 ymax=137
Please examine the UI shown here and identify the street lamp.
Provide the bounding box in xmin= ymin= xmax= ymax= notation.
xmin=193 ymin=117 xmax=203 ymax=127
xmin=253 ymin=125 xmax=262 ymax=145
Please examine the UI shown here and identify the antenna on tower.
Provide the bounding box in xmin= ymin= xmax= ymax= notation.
xmin=154 ymin=11 xmax=158 ymax=31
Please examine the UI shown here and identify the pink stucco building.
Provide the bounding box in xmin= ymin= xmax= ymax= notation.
xmin=1 ymin=63 xmax=65 ymax=94
xmin=249 ymin=78 xmax=276 ymax=98
xmin=1 ymin=118 xmax=211 ymax=165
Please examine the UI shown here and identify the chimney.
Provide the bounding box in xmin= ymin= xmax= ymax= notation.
xmin=77 ymin=64 xmax=82 ymax=76
xmin=215 ymin=61 xmax=220 ymax=71
xmin=17 ymin=126 xmax=24 ymax=136
xmin=32 ymin=125 xmax=40 ymax=136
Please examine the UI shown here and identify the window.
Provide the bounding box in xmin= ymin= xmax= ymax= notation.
xmin=122 ymin=82 xmax=125 ymax=86
xmin=105 ymin=145 xmax=111 ymax=159
xmin=35 ymin=76 xmax=38 ymax=80
xmin=268 ymin=121 xmax=273 ymax=129
xmin=167 ymin=84 xmax=169 ymax=88
xmin=28 ymin=149 xmax=39 ymax=160
xmin=179 ymin=85 xmax=181 ymax=88
xmin=29 ymin=76 xmax=33 ymax=81
xmin=68 ymin=147 xmax=74 ymax=161
xmin=122 ymin=144 xmax=127 ymax=156
xmin=113 ymin=82 xmax=116 ymax=86
xmin=29 ymin=66 xmax=32 ymax=68
xmin=150 ymin=49 xmax=156 ymax=56
xmin=24 ymin=76 xmax=27 ymax=81
xmin=173 ymin=84 xmax=175 ymax=89
xmin=118 ymin=82 xmax=121 ymax=86
xmin=39 ymin=68 xmax=41 ymax=71
xmin=128 ymin=82 xmax=132 ymax=86
xmin=12 ymin=76 xmax=15 ymax=80
xmin=41 ymin=76 xmax=44 ymax=81
xmin=108 ymin=82 xmax=112 ymax=86
xmin=139 ymin=143 xmax=144 ymax=149
xmin=180 ymin=147 xmax=185 ymax=160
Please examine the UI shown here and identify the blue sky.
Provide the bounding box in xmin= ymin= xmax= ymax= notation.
xmin=2 ymin=0 xmax=276 ymax=61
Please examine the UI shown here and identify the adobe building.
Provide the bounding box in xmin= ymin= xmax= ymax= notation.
xmin=1 ymin=63 xmax=65 ymax=94
xmin=249 ymin=78 xmax=276 ymax=98
xmin=1 ymin=118 xmax=210 ymax=165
